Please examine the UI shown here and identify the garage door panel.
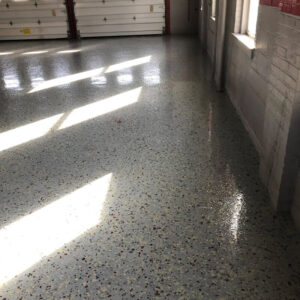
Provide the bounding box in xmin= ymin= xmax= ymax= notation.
xmin=76 ymin=5 xmax=164 ymax=16
xmin=75 ymin=0 xmax=165 ymax=37
xmin=76 ymin=0 xmax=164 ymax=4
xmin=0 ymin=2 xmax=66 ymax=11
xmin=0 ymin=26 xmax=68 ymax=37
xmin=82 ymin=30 xmax=162 ymax=37
xmin=0 ymin=9 xmax=67 ymax=18
xmin=0 ymin=21 xmax=67 ymax=29
xmin=0 ymin=0 xmax=166 ymax=40
xmin=78 ymin=17 xmax=164 ymax=27
xmin=0 ymin=34 xmax=67 ymax=40
xmin=80 ymin=23 xmax=164 ymax=33
xmin=77 ymin=12 xmax=164 ymax=21
xmin=0 ymin=0 xmax=68 ymax=39
xmin=0 ymin=17 xmax=66 ymax=26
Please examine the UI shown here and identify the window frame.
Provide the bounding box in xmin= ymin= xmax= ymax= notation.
xmin=235 ymin=0 xmax=259 ymax=39
xmin=211 ymin=0 xmax=217 ymax=20
xmin=247 ymin=0 xmax=259 ymax=38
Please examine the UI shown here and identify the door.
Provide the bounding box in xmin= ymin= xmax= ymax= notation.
xmin=74 ymin=0 xmax=165 ymax=38
xmin=0 ymin=0 xmax=68 ymax=40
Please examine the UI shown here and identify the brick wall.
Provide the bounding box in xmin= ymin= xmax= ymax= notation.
xmin=260 ymin=12 xmax=300 ymax=211
xmin=199 ymin=1 xmax=300 ymax=220
xmin=227 ymin=4 xmax=300 ymax=212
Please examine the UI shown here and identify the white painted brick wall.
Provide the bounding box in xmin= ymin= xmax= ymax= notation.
xmin=222 ymin=3 xmax=300 ymax=211
xmin=201 ymin=0 xmax=300 ymax=213
xmin=261 ymin=8 xmax=300 ymax=210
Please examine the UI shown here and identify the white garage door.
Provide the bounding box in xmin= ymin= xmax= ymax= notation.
xmin=0 ymin=0 xmax=68 ymax=40
xmin=75 ymin=0 xmax=165 ymax=38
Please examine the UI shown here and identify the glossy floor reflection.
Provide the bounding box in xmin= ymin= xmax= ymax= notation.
xmin=0 ymin=36 xmax=299 ymax=299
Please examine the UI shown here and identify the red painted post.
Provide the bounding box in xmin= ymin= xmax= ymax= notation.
xmin=166 ymin=0 xmax=171 ymax=35
xmin=66 ymin=0 xmax=77 ymax=39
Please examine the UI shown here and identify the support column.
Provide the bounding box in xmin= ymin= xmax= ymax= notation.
xmin=66 ymin=0 xmax=77 ymax=39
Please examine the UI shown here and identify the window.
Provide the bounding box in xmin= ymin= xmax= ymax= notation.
xmin=235 ymin=0 xmax=259 ymax=38
xmin=211 ymin=0 xmax=217 ymax=19
xmin=247 ymin=0 xmax=259 ymax=38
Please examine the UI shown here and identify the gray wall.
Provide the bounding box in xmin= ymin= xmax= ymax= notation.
xmin=170 ymin=0 xmax=199 ymax=34
xmin=207 ymin=17 xmax=216 ymax=61
xmin=198 ymin=1 xmax=300 ymax=226
xmin=198 ymin=0 xmax=216 ymax=60
xmin=293 ymin=171 xmax=300 ymax=231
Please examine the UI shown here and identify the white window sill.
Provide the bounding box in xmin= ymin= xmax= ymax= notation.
xmin=232 ymin=33 xmax=256 ymax=59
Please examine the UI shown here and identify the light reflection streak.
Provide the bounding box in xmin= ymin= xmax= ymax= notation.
xmin=4 ymin=75 xmax=22 ymax=90
xmin=143 ymin=66 xmax=160 ymax=86
xmin=144 ymin=75 xmax=160 ymax=86
xmin=28 ymin=56 xmax=151 ymax=93
xmin=230 ymin=193 xmax=243 ymax=241
xmin=0 ymin=52 xmax=14 ymax=56
xmin=31 ymin=77 xmax=45 ymax=88
xmin=28 ymin=67 xmax=104 ymax=93
xmin=208 ymin=103 xmax=212 ymax=143
xmin=57 ymin=49 xmax=81 ymax=54
xmin=22 ymin=50 xmax=49 ymax=55
xmin=91 ymin=75 xmax=107 ymax=86
xmin=117 ymin=74 xmax=133 ymax=85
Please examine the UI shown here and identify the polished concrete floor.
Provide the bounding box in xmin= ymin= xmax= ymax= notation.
xmin=0 ymin=36 xmax=299 ymax=299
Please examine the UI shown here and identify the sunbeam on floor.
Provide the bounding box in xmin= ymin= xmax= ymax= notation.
xmin=0 ymin=173 xmax=112 ymax=286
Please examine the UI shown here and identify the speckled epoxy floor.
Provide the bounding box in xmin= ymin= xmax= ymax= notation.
xmin=0 ymin=36 xmax=299 ymax=299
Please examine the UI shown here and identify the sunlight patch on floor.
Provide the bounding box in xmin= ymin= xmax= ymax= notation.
xmin=0 ymin=173 xmax=112 ymax=286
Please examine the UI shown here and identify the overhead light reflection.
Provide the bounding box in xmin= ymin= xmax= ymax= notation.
xmin=22 ymin=50 xmax=49 ymax=55
xmin=0 ymin=173 xmax=112 ymax=285
xmin=0 ymin=52 xmax=14 ymax=56
xmin=4 ymin=75 xmax=22 ymax=90
xmin=31 ymin=77 xmax=45 ymax=88
xmin=117 ymin=74 xmax=133 ymax=85
xmin=57 ymin=50 xmax=81 ymax=54
xmin=143 ymin=66 xmax=160 ymax=86
xmin=91 ymin=75 xmax=107 ymax=86
xmin=28 ymin=56 xmax=151 ymax=93
xmin=28 ymin=67 xmax=104 ymax=93
xmin=144 ymin=75 xmax=160 ymax=86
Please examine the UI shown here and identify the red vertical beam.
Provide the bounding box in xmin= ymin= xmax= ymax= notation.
xmin=66 ymin=0 xmax=77 ymax=39
xmin=166 ymin=0 xmax=171 ymax=34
